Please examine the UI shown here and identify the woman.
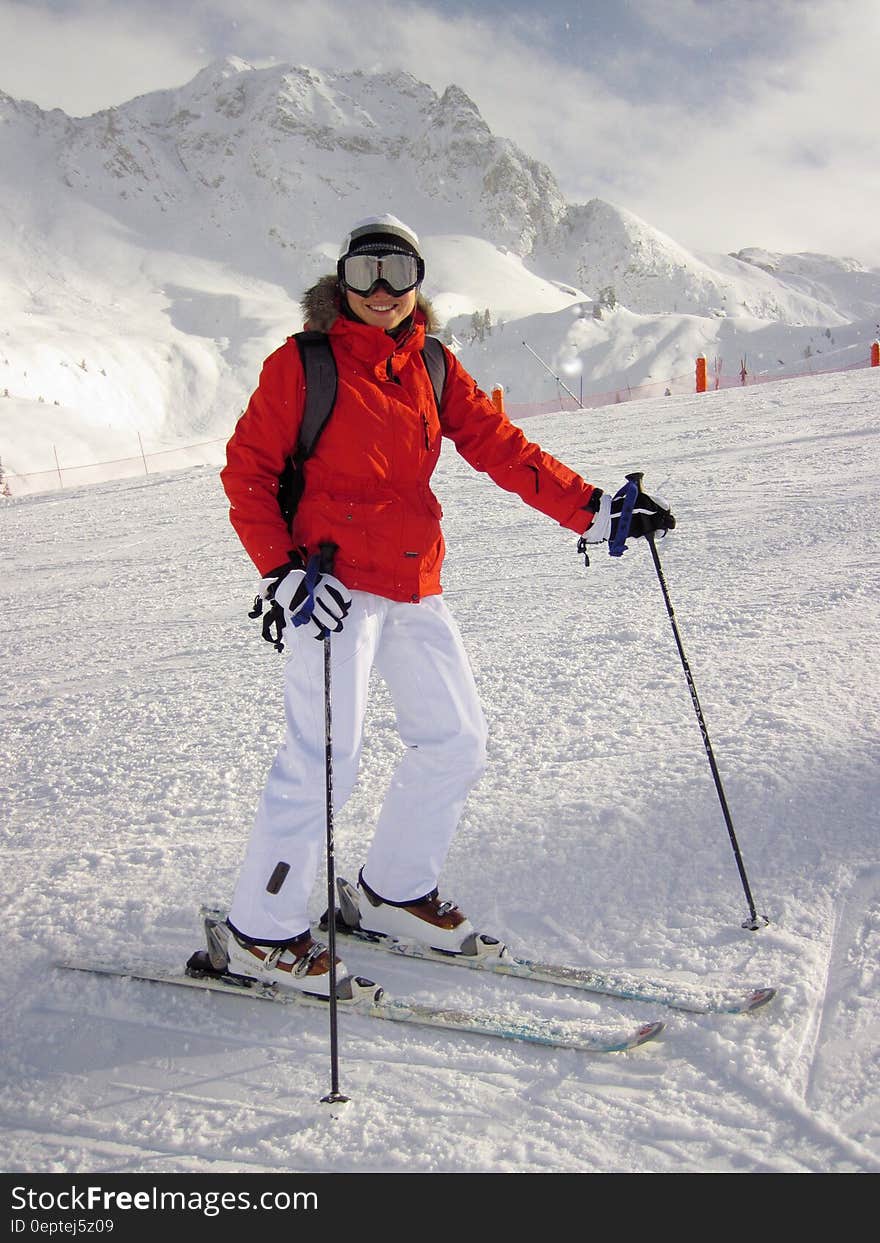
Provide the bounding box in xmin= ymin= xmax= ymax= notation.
xmin=217 ymin=214 xmax=673 ymax=997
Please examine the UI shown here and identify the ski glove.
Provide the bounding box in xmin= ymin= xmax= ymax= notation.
xmin=579 ymin=476 xmax=675 ymax=565
xmin=249 ymin=556 xmax=352 ymax=650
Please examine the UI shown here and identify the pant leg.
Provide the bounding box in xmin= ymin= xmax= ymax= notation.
xmin=228 ymin=591 xmax=385 ymax=941
xmin=361 ymin=595 xmax=488 ymax=903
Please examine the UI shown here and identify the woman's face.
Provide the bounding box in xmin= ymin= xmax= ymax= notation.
xmin=345 ymin=283 xmax=418 ymax=332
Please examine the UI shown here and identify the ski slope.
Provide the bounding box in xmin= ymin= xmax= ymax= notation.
xmin=1 ymin=367 xmax=878 ymax=1173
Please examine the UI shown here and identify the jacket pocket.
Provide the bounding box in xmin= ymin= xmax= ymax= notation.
xmin=294 ymin=493 xmax=397 ymax=577
xmin=422 ymin=488 xmax=443 ymax=519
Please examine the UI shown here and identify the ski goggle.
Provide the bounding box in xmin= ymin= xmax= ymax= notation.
xmin=338 ymin=251 xmax=424 ymax=297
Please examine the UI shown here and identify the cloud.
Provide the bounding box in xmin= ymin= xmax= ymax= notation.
xmin=0 ymin=0 xmax=206 ymax=115
xmin=614 ymin=4 xmax=880 ymax=259
xmin=1 ymin=0 xmax=878 ymax=263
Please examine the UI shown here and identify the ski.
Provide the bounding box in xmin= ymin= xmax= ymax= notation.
xmin=309 ymin=882 xmax=776 ymax=1017
xmin=56 ymin=956 xmax=665 ymax=1055
xmin=323 ymin=927 xmax=776 ymax=1015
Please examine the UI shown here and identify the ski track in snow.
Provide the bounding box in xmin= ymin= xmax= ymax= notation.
xmin=1 ymin=370 xmax=879 ymax=1173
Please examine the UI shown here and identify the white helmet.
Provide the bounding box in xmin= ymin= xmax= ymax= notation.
xmin=338 ymin=214 xmax=422 ymax=260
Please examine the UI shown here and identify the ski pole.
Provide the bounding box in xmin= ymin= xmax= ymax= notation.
xmin=317 ymin=542 xmax=349 ymax=1104
xmin=644 ymin=528 xmax=768 ymax=931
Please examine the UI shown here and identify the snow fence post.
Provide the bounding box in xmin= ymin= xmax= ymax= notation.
xmin=871 ymin=341 xmax=879 ymax=367
xmin=491 ymin=384 xmax=505 ymax=414
xmin=695 ymin=355 xmax=707 ymax=393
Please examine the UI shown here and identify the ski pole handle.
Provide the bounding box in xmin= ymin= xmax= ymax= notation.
xmin=319 ymin=541 xmax=338 ymax=575
xmin=608 ymin=473 xmax=642 ymax=557
xmin=290 ymin=554 xmax=322 ymax=628
xmin=291 ymin=543 xmax=340 ymax=632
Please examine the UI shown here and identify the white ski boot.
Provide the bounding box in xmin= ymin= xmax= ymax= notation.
xmin=354 ymin=870 xmax=485 ymax=955
xmin=202 ymin=909 xmax=374 ymax=1001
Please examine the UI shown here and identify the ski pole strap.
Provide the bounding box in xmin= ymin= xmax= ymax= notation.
xmin=291 ymin=553 xmax=322 ymax=628
xmin=248 ymin=592 xmax=286 ymax=652
xmin=608 ymin=475 xmax=640 ymax=558
xmin=262 ymin=602 xmax=286 ymax=651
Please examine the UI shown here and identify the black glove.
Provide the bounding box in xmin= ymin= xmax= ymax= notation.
xmin=610 ymin=477 xmax=675 ymax=544
xmin=578 ymin=474 xmax=675 ymax=565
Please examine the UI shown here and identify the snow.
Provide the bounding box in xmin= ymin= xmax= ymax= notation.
xmin=2 ymin=366 xmax=878 ymax=1173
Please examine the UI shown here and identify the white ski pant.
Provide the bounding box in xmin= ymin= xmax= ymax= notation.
xmin=228 ymin=591 xmax=488 ymax=943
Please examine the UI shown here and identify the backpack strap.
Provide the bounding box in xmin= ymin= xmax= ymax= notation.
xmin=277 ymin=332 xmax=338 ymax=532
xmin=422 ymin=335 xmax=448 ymax=415
xmin=294 ymin=331 xmax=338 ymax=458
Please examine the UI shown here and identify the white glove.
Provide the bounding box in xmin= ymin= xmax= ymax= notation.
xmin=250 ymin=556 xmax=353 ymax=650
xmin=581 ymin=492 xmax=613 ymax=543
xmin=272 ymin=565 xmax=352 ymax=638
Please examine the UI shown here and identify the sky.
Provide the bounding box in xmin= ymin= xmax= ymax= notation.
xmin=0 ymin=0 xmax=878 ymax=264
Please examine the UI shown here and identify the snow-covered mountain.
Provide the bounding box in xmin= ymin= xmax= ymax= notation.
xmin=540 ymin=199 xmax=867 ymax=322
xmin=1 ymin=56 xmax=878 ymax=484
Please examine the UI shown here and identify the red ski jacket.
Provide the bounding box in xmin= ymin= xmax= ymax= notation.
xmin=222 ymin=292 xmax=600 ymax=602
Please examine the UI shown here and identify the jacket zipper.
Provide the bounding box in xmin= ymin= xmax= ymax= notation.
xmin=386 ymin=354 xmax=431 ymax=454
